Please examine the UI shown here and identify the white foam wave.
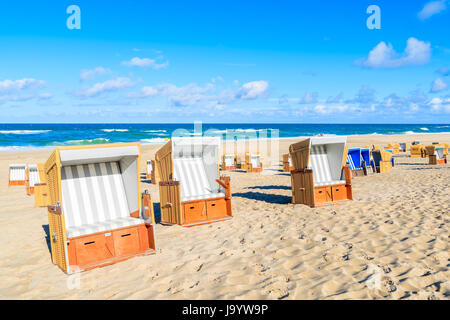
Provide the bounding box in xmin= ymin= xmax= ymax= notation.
xmin=0 ymin=130 xmax=51 ymax=135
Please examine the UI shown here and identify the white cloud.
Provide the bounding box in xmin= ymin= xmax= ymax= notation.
xmin=418 ymin=1 xmax=447 ymax=20
xmin=122 ymin=57 xmax=169 ymax=69
xmin=436 ymin=66 xmax=450 ymax=76
xmin=0 ymin=78 xmax=46 ymax=94
xmin=313 ymin=104 xmax=348 ymax=114
xmin=38 ymin=93 xmax=53 ymax=100
xmin=356 ymin=37 xmax=431 ymax=68
xmin=299 ymin=92 xmax=318 ymax=104
xmin=429 ymin=97 xmax=450 ymax=112
xmin=235 ymin=80 xmax=269 ymax=100
xmin=80 ymin=67 xmax=112 ymax=81
xmin=430 ymin=77 xmax=448 ymax=92
xmin=75 ymin=77 xmax=134 ymax=98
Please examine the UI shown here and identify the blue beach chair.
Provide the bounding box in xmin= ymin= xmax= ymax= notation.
xmin=346 ymin=148 xmax=367 ymax=176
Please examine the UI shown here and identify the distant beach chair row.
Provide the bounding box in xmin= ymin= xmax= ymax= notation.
xmin=219 ymin=152 xmax=263 ymax=173
xmin=8 ymin=163 xmax=49 ymax=207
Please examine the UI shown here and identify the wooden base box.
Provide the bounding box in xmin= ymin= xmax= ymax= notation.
xmin=66 ymin=223 xmax=156 ymax=273
xmin=429 ymin=155 xmax=447 ymax=165
xmin=8 ymin=180 xmax=25 ymax=186
xmin=159 ymin=177 xmax=232 ymax=227
xmin=376 ymin=161 xmax=392 ymax=173
xmin=291 ymin=167 xmax=353 ymax=208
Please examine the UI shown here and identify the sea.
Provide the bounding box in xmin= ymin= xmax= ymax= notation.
xmin=0 ymin=123 xmax=448 ymax=151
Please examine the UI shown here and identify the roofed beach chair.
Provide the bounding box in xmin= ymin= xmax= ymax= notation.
xmin=156 ymin=137 xmax=232 ymax=227
xmin=410 ymin=142 xmax=426 ymax=158
xmin=34 ymin=164 xmax=49 ymax=207
xmin=289 ymin=136 xmax=353 ymax=207
xmin=346 ymin=148 xmax=367 ymax=177
xmin=425 ymin=145 xmax=447 ymax=165
xmin=244 ymin=152 xmax=263 ymax=173
xmin=25 ymin=164 xmax=41 ymax=195
xmin=282 ymin=154 xmax=293 ymax=172
xmin=45 ymin=143 xmax=156 ymax=273
xmin=8 ymin=164 xmax=26 ymax=186
xmin=372 ymin=150 xmax=392 ymax=173
xmin=221 ymin=154 xmax=236 ymax=171
xmin=234 ymin=154 xmax=243 ymax=169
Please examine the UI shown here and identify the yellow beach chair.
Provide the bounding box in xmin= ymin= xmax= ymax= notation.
xmin=45 ymin=143 xmax=156 ymax=273
xmin=244 ymin=152 xmax=263 ymax=173
xmin=221 ymin=154 xmax=236 ymax=171
xmin=425 ymin=145 xmax=447 ymax=165
xmin=34 ymin=164 xmax=49 ymax=207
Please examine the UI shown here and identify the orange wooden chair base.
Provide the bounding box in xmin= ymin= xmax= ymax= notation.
xmin=8 ymin=180 xmax=25 ymax=186
xmin=64 ymin=223 xmax=156 ymax=274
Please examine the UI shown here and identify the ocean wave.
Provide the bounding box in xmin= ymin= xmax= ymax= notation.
xmin=0 ymin=130 xmax=51 ymax=135
xmin=140 ymin=138 xmax=169 ymax=144
xmin=420 ymin=127 xmax=429 ymax=131
xmin=101 ymin=129 xmax=129 ymax=132
xmin=144 ymin=130 xmax=167 ymax=133
xmin=64 ymin=138 xmax=111 ymax=145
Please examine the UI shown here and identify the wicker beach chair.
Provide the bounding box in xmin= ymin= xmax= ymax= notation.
xmin=289 ymin=136 xmax=353 ymax=207
xmin=244 ymin=153 xmax=263 ymax=173
xmin=221 ymin=154 xmax=236 ymax=171
xmin=45 ymin=143 xmax=156 ymax=273
xmin=372 ymin=150 xmax=392 ymax=173
xmin=425 ymin=145 xmax=447 ymax=165
xmin=156 ymin=137 xmax=232 ymax=227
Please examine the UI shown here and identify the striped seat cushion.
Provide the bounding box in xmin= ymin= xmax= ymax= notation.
xmin=310 ymin=146 xmax=345 ymax=186
xmin=61 ymin=161 xmax=140 ymax=238
xmin=9 ymin=164 xmax=26 ymax=181
xmin=28 ymin=165 xmax=41 ymax=187
xmin=174 ymin=158 xmax=224 ymax=202
xmin=66 ymin=216 xmax=144 ymax=238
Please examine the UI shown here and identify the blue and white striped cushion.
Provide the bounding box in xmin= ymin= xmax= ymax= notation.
xmin=346 ymin=154 xmax=356 ymax=170
xmin=173 ymin=158 xmax=225 ymax=202
xmin=61 ymin=161 xmax=143 ymax=238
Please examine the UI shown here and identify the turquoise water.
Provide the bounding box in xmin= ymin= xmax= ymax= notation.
xmin=0 ymin=123 xmax=448 ymax=150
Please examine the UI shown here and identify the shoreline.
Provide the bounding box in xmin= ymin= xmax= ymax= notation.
xmin=0 ymin=132 xmax=449 ymax=152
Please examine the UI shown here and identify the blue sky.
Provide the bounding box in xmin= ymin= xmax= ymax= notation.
xmin=0 ymin=0 xmax=449 ymax=123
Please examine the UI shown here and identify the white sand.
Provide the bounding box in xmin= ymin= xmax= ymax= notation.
xmin=0 ymin=133 xmax=448 ymax=299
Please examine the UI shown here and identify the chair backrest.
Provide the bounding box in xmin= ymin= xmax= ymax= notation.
xmin=361 ymin=148 xmax=371 ymax=165
xmin=169 ymin=137 xmax=222 ymax=201
xmin=47 ymin=143 xmax=141 ymax=231
xmin=61 ymin=162 xmax=130 ymax=229
xmin=290 ymin=136 xmax=347 ymax=186
xmin=348 ymin=148 xmax=362 ymax=169
xmin=372 ymin=150 xmax=382 ymax=166
xmin=9 ymin=164 xmax=26 ymax=181
xmin=28 ymin=164 xmax=40 ymax=187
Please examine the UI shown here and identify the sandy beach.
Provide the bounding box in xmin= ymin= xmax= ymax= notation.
xmin=0 ymin=133 xmax=448 ymax=300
